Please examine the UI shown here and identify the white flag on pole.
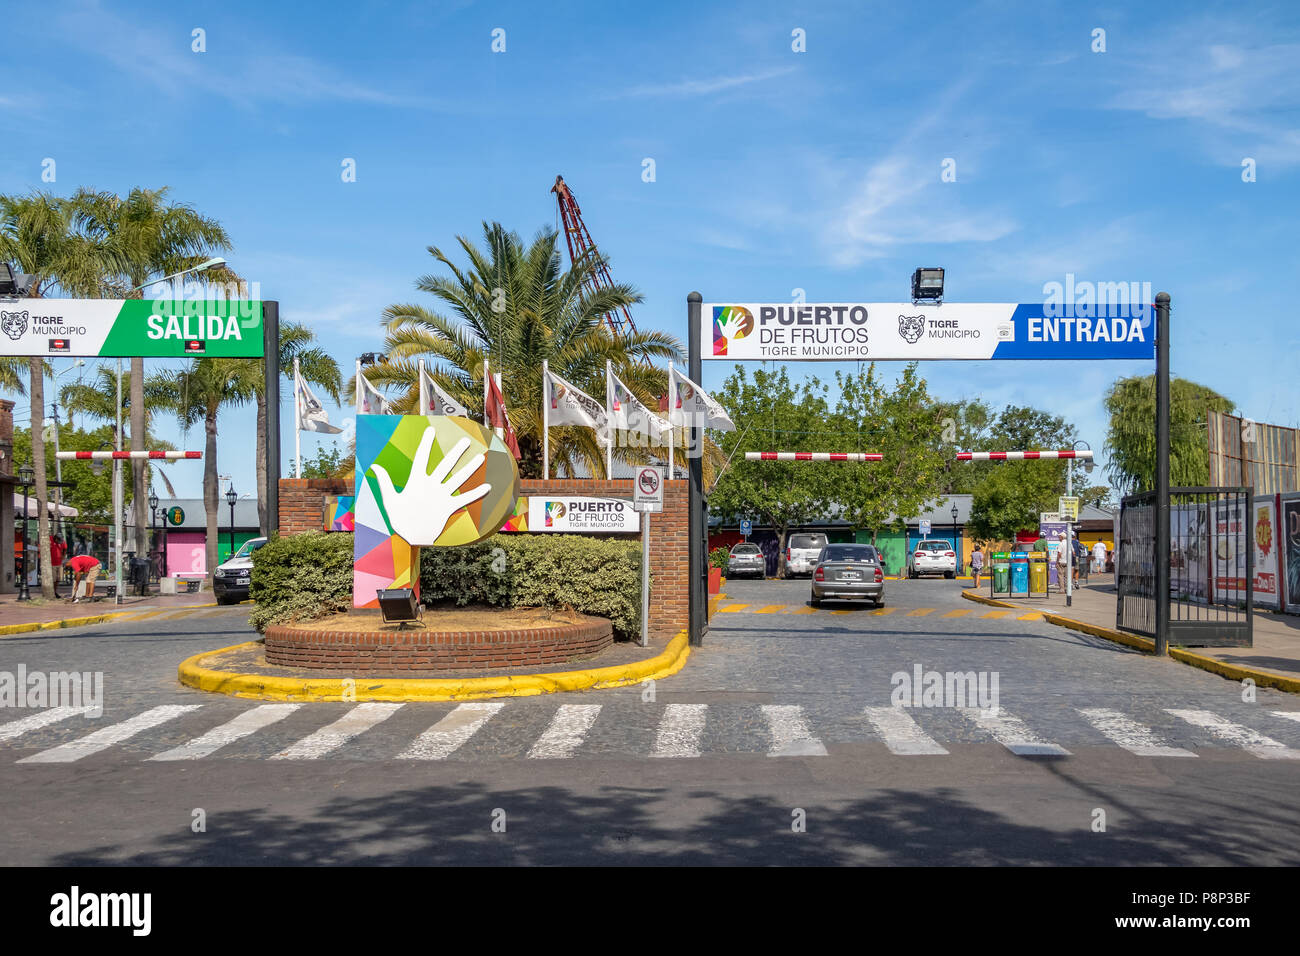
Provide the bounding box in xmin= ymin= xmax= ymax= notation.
xmin=355 ymin=361 xmax=392 ymax=415
xmin=419 ymin=360 xmax=469 ymax=417
xmin=297 ymin=368 xmax=342 ymax=434
xmin=607 ymin=366 xmax=671 ymax=440
xmin=545 ymin=367 xmax=609 ymax=437
xmin=668 ymin=365 xmax=735 ymax=431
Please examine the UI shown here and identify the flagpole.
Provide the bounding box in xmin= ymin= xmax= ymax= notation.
xmin=418 ymin=357 xmax=426 ymax=416
xmin=294 ymin=356 xmax=302 ymax=479
xmin=667 ymin=361 xmax=675 ymax=480
xmin=355 ymin=358 xmax=362 ymax=415
xmin=542 ymin=359 xmax=550 ymax=480
xmin=606 ymin=359 xmax=614 ymax=479
xmin=494 ymin=372 xmax=505 ymax=443
xmin=483 ymin=357 xmax=490 ymax=427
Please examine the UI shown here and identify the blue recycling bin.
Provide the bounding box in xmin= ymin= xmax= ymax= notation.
xmin=1009 ymin=554 xmax=1029 ymax=594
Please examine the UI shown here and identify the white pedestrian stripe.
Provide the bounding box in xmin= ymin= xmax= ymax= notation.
xmin=1167 ymin=709 xmax=1300 ymax=760
xmin=960 ymin=708 xmax=1071 ymax=756
xmin=862 ymin=706 xmax=949 ymax=755
xmin=150 ymin=705 xmax=302 ymax=761
xmin=270 ymin=703 xmax=403 ymax=760
xmin=761 ymin=705 xmax=828 ymax=757
xmin=1271 ymin=711 xmax=1300 ymax=725
xmin=1077 ymin=708 xmax=1195 ymax=757
xmin=0 ymin=706 xmax=93 ymax=743
xmin=652 ymin=704 xmax=708 ymax=758
xmin=399 ymin=703 xmax=505 ymax=760
xmin=17 ymin=705 xmax=202 ymax=764
xmin=528 ymin=704 xmax=602 ymax=759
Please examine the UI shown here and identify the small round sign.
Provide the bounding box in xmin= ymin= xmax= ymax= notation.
xmin=637 ymin=468 xmax=660 ymax=496
xmin=166 ymin=506 xmax=186 ymax=526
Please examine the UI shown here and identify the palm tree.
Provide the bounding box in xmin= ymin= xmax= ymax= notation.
xmin=255 ymin=321 xmax=341 ymax=532
xmin=1 ymin=191 xmax=113 ymax=599
xmin=365 ymin=222 xmax=682 ymax=478
xmin=151 ymin=359 xmax=257 ymax=582
xmin=73 ymin=187 xmax=231 ymax=558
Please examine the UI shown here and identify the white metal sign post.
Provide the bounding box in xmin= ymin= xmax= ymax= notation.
xmin=633 ymin=466 xmax=663 ymax=647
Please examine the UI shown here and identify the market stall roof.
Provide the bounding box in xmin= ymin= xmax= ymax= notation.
xmin=11 ymin=492 xmax=78 ymax=518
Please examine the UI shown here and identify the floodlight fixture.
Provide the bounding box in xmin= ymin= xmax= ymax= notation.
xmin=911 ymin=267 xmax=945 ymax=303
xmin=376 ymin=588 xmax=422 ymax=628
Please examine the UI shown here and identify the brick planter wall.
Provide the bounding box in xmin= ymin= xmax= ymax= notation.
xmin=264 ymin=615 xmax=612 ymax=671
xmin=277 ymin=476 xmax=689 ymax=640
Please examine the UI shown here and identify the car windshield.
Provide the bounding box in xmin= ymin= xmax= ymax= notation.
xmin=918 ymin=541 xmax=952 ymax=551
xmin=232 ymin=539 xmax=267 ymax=560
xmin=789 ymin=534 xmax=827 ymax=550
xmin=732 ymin=544 xmax=760 ymax=554
xmin=821 ymin=545 xmax=877 ymax=563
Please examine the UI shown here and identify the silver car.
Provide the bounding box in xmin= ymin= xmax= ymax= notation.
xmin=810 ymin=544 xmax=885 ymax=607
xmin=727 ymin=542 xmax=766 ymax=579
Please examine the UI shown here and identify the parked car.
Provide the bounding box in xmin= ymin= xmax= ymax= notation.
xmin=212 ymin=536 xmax=268 ymax=605
xmin=907 ymin=539 xmax=957 ymax=579
xmin=727 ymin=542 xmax=766 ymax=579
xmin=810 ymin=544 xmax=884 ymax=607
xmin=782 ymin=532 xmax=830 ymax=577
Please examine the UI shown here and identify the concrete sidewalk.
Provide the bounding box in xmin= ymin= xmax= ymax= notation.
xmin=968 ymin=572 xmax=1300 ymax=678
xmin=0 ymin=590 xmax=217 ymax=634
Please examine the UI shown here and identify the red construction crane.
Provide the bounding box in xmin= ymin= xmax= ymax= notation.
xmin=551 ymin=175 xmax=640 ymax=340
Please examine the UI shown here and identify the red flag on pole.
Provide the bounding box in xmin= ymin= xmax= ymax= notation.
xmin=485 ymin=372 xmax=521 ymax=459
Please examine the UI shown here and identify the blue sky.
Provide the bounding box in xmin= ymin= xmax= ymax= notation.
xmin=2 ymin=0 xmax=1297 ymax=500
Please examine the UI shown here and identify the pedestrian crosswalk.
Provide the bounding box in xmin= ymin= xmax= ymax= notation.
xmin=3 ymin=699 xmax=1299 ymax=765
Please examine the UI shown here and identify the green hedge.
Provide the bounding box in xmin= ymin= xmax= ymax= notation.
xmin=419 ymin=534 xmax=643 ymax=640
xmin=249 ymin=531 xmax=643 ymax=640
xmin=248 ymin=531 xmax=355 ymax=631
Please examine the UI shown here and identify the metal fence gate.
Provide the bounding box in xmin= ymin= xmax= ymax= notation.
xmin=1117 ymin=487 xmax=1254 ymax=647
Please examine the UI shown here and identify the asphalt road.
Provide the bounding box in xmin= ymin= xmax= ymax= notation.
xmin=1 ymin=579 xmax=1298 ymax=865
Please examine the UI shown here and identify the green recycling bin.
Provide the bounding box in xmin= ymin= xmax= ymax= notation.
xmin=992 ymin=553 xmax=1010 ymax=594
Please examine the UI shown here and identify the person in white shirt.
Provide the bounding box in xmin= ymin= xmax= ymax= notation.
xmin=1093 ymin=540 xmax=1107 ymax=573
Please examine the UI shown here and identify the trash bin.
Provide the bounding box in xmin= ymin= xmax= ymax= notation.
xmin=1028 ymin=554 xmax=1047 ymax=594
xmin=992 ymin=553 xmax=1010 ymax=594
xmin=1009 ymin=554 xmax=1029 ymax=594
xmin=128 ymin=557 xmax=151 ymax=596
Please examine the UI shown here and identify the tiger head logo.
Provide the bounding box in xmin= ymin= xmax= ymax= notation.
xmin=898 ymin=314 xmax=925 ymax=344
xmin=0 ymin=310 xmax=29 ymax=341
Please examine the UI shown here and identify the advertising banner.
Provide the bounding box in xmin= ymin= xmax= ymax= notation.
xmin=702 ymin=303 xmax=1154 ymax=362
xmin=1283 ymin=494 xmax=1300 ymax=615
xmin=1211 ymin=497 xmax=1248 ymax=601
xmin=0 ymin=298 xmax=265 ymax=357
xmin=1252 ymin=496 xmax=1280 ymax=610
xmin=501 ymin=496 xmax=639 ymax=534
xmin=1171 ymin=502 xmax=1208 ymax=602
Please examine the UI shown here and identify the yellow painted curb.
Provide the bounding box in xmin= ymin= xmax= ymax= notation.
xmin=178 ymin=631 xmax=692 ymax=702
xmin=959 ymin=589 xmax=1299 ymax=693
xmin=0 ymin=599 xmax=236 ymax=637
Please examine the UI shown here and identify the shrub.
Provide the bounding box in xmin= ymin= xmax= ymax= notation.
xmin=248 ymin=531 xmax=355 ymax=631
xmin=709 ymin=546 xmax=730 ymax=569
xmin=249 ymin=531 xmax=644 ymax=641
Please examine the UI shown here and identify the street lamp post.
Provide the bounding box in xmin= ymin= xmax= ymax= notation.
xmin=951 ymin=504 xmax=959 ymax=573
xmin=16 ymin=465 xmax=33 ymax=602
xmin=148 ymin=490 xmax=161 ymax=583
xmin=1066 ymin=440 xmax=1092 ymax=608
xmin=225 ymin=487 xmax=238 ymax=561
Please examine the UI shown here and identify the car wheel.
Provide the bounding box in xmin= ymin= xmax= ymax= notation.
xmin=944 ymin=571 xmax=954 ymax=579
xmin=809 ymin=593 xmax=820 ymax=607
xmin=874 ymin=598 xmax=884 ymax=608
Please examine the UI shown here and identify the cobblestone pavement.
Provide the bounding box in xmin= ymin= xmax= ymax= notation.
xmin=2 ymin=582 xmax=1298 ymax=865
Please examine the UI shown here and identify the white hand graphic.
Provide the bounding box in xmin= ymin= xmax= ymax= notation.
xmin=715 ymin=308 xmax=749 ymax=343
xmin=370 ymin=432 xmax=491 ymax=544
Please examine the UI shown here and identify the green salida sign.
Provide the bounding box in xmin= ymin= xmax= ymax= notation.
xmin=0 ymin=298 xmax=265 ymax=358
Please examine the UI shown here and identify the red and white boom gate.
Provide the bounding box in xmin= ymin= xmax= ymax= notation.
xmin=744 ymin=450 xmax=1093 ymax=462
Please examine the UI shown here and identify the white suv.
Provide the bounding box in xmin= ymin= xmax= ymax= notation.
xmin=782 ymin=532 xmax=829 ymax=577
xmin=907 ymin=540 xmax=957 ymax=579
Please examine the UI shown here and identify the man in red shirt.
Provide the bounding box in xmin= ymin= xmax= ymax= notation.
xmin=49 ymin=536 xmax=66 ymax=598
xmin=67 ymin=554 xmax=100 ymax=603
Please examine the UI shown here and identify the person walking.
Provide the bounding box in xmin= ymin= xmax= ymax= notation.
xmin=1093 ymin=539 xmax=1107 ymax=574
xmin=1055 ymin=532 xmax=1069 ymax=588
xmin=67 ymin=554 xmax=101 ymax=603
xmin=49 ymin=535 xmax=66 ymax=598
xmin=970 ymin=544 xmax=984 ymax=589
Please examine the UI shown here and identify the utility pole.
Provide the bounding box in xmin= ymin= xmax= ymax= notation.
xmin=687 ymin=292 xmax=706 ymax=647
xmin=114 ymin=358 xmax=124 ymax=605
xmin=1155 ymin=293 xmax=1171 ymax=656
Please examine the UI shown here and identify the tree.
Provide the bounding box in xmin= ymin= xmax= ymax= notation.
xmin=1103 ymin=374 xmax=1234 ymax=494
xmin=256 ymin=321 xmax=341 ymax=532
xmin=1 ymin=191 xmax=113 ymax=598
xmin=707 ymin=367 xmax=836 ymax=575
xmin=300 ymin=442 xmax=345 ymax=480
xmin=832 ymin=363 xmax=949 ymax=544
xmin=12 ymin=423 xmax=118 ymax=524
xmin=73 ymin=187 xmax=231 ymax=558
xmin=152 ymin=359 xmax=258 ymax=580
xmin=366 ymin=222 xmax=682 ymax=478
xmin=965 ymin=461 xmax=1065 ymax=542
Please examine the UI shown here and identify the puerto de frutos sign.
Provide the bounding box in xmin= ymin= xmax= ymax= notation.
xmin=703 ymin=303 xmax=1154 ymax=362
xmin=0 ymin=299 xmax=266 ymax=357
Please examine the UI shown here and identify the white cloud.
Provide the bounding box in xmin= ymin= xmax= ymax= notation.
xmin=611 ymin=66 xmax=797 ymax=99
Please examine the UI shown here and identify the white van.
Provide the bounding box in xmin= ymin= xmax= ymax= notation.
xmin=783 ymin=532 xmax=830 ymax=577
